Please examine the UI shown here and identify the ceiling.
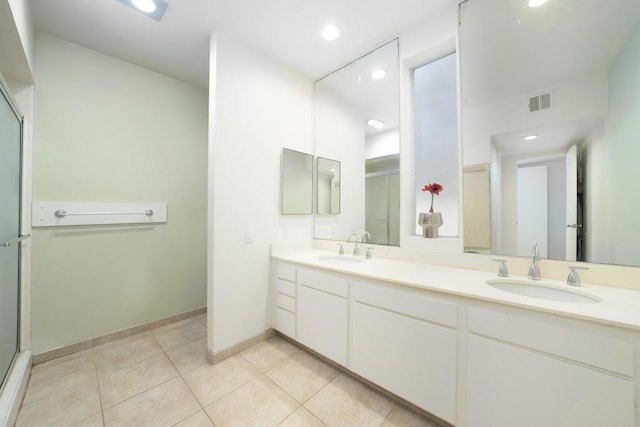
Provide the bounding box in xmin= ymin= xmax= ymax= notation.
xmin=28 ymin=0 xmax=453 ymax=89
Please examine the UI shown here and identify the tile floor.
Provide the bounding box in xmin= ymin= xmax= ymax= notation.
xmin=16 ymin=315 xmax=439 ymax=426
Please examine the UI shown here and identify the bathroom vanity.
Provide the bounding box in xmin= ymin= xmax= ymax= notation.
xmin=270 ymin=250 xmax=640 ymax=427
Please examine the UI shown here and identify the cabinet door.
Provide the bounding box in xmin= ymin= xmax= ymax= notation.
xmin=297 ymin=284 xmax=347 ymax=366
xmin=466 ymin=334 xmax=635 ymax=427
xmin=350 ymin=301 xmax=457 ymax=425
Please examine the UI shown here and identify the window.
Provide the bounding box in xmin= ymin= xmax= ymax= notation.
xmin=413 ymin=52 xmax=459 ymax=236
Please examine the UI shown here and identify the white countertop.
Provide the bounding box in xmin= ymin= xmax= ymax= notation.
xmin=272 ymin=249 xmax=640 ymax=332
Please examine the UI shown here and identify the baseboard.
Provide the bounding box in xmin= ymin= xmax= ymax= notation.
xmin=33 ymin=307 xmax=206 ymax=365
xmin=0 ymin=351 xmax=32 ymax=427
xmin=206 ymin=328 xmax=276 ymax=365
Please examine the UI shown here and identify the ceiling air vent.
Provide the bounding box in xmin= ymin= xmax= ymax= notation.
xmin=528 ymin=92 xmax=552 ymax=112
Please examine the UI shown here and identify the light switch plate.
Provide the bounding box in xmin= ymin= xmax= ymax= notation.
xmin=245 ymin=228 xmax=255 ymax=243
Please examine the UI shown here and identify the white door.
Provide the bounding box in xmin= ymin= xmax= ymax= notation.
xmin=565 ymin=145 xmax=578 ymax=261
xmin=517 ymin=165 xmax=548 ymax=257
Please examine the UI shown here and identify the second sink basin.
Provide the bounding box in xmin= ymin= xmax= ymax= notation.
xmin=487 ymin=279 xmax=601 ymax=303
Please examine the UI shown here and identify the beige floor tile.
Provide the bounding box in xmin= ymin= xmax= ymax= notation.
xmin=23 ymin=353 xmax=97 ymax=405
xmin=266 ymin=351 xmax=339 ymax=403
xmin=94 ymin=332 xmax=163 ymax=374
xmin=305 ymin=374 xmax=394 ymax=427
xmin=240 ymin=336 xmax=302 ymax=373
xmin=182 ymin=355 xmax=257 ymax=406
xmin=205 ymin=376 xmax=298 ymax=427
xmin=380 ymin=404 xmax=439 ymax=427
xmin=174 ymin=410 xmax=214 ymax=427
xmin=16 ymin=376 xmax=101 ymax=427
xmin=32 ymin=348 xmax=95 ymax=374
xmin=153 ymin=320 xmax=206 ymax=351
xmin=98 ymin=353 xmax=178 ymax=408
xmin=70 ymin=412 xmax=104 ymax=426
xmin=165 ymin=337 xmax=208 ymax=375
xmin=103 ymin=378 xmax=200 ymax=426
xmin=195 ymin=314 xmax=207 ymax=327
xmin=152 ymin=318 xmax=195 ymax=335
xmin=278 ymin=407 xmax=327 ymax=427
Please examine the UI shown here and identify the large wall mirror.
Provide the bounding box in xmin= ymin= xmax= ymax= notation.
xmin=460 ymin=0 xmax=640 ymax=267
xmin=317 ymin=157 xmax=341 ymax=215
xmin=314 ymin=39 xmax=400 ymax=245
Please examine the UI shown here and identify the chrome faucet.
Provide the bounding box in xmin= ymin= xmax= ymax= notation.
xmin=347 ymin=232 xmax=360 ymax=256
xmin=361 ymin=231 xmax=372 ymax=243
xmin=492 ymin=259 xmax=509 ymax=277
xmin=528 ymin=244 xmax=541 ymax=281
xmin=567 ymin=266 xmax=589 ymax=287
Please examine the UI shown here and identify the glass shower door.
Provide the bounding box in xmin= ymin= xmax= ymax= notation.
xmin=0 ymin=81 xmax=22 ymax=388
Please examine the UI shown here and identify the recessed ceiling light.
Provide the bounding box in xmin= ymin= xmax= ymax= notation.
xmin=132 ymin=0 xmax=156 ymax=12
xmin=367 ymin=119 xmax=386 ymax=129
xmin=117 ymin=0 xmax=168 ymax=21
xmin=371 ymin=69 xmax=387 ymax=80
xmin=528 ymin=0 xmax=548 ymax=8
xmin=321 ymin=24 xmax=342 ymax=41
xmin=523 ymin=134 xmax=539 ymax=141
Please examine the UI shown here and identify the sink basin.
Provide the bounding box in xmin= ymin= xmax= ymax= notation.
xmin=317 ymin=255 xmax=364 ymax=264
xmin=486 ymin=279 xmax=601 ymax=303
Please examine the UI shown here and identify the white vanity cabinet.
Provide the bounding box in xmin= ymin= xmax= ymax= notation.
xmin=349 ymin=280 xmax=458 ymax=425
xmin=465 ymin=307 xmax=636 ymax=427
xmin=296 ymin=268 xmax=348 ymax=366
xmin=273 ymin=263 xmax=296 ymax=339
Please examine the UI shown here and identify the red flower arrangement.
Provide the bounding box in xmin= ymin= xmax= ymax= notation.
xmin=421 ymin=182 xmax=443 ymax=213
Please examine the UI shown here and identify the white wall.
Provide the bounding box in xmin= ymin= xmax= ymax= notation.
xmin=581 ymin=125 xmax=606 ymax=263
xmin=31 ymin=33 xmax=208 ymax=354
xmin=365 ymin=129 xmax=399 ymax=160
xmin=7 ymin=0 xmax=35 ymax=79
xmin=314 ymin=87 xmax=365 ymax=239
xmin=208 ymin=31 xmax=314 ymax=353
xmin=600 ymin=20 xmax=640 ymax=267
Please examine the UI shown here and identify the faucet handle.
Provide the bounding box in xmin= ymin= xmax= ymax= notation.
xmin=567 ymin=266 xmax=589 ymax=287
xmin=492 ymin=259 xmax=509 ymax=277
xmin=336 ymin=243 xmax=344 ymax=255
xmin=366 ymin=247 xmax=375 ymax=259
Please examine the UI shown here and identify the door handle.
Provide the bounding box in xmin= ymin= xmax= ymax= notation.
xmin=0 ymin=234 xmax=31 ymax=247
xmin=566 ymin=224 xmax=583 ymax=229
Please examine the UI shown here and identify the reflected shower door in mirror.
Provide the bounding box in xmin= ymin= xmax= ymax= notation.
xmin=317 ymin=157 xmax=341 ymax=215
xmin=314 ymin=39 xmax=400 ymax=244
xmin=460 ymin=0 xmax=640 ymax=267
xmin=281 ymin=148 xmax=313 ymax=215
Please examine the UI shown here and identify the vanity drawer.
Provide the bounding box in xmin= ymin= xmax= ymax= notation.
xmin=468 ymin=307 xmax=634 ymax=377
xmin=276 ymin=264 xmax=296 ymax=282
xmin=276 ymin=293 xmax=295 ymax=313
xmin=351 ymin=280 xmax=458 ymax=328
xmin=276 ymin=278 xmax=296 ymax=298
xmin=275 ymin=307 xmax=295 ymax=339
xmin=298 ymin=268 xmax=348 ymax=298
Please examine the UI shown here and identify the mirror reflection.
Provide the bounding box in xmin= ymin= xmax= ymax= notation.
xmin=460 ymin=0 xmax=640 ymax=267
xmin=317 ymin=157 xmax=341 ymax=215
xmin=314 ymin=39 xmax=400 ymax=244
xmin=281 ymin=148 xmax=313 ymax=215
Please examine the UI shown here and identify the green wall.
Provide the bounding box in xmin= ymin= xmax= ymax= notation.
xmin=31 ymin=33 xmax=208 ymax=353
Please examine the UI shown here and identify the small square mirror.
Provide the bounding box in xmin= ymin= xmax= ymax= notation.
xmin=281 ymin=148 xmax=313 ymax=215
